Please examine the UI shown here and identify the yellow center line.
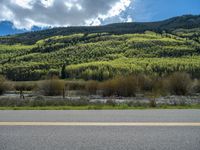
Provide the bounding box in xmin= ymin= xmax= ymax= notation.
xmin=0 ymin=122 xmax=200 ymax=126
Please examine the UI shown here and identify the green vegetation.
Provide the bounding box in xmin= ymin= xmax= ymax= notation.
xmin=1 ymin=15 xmax=200 ymax=110
xmin=0 ymin=15 xmax=200 ymax=81
xmin=0 ymin=31 xmax=200 ymax=81
xmin=0 ymin=105 xmax=200 ymax=110
xmin=65 ymin=57 xmax=200 ymax=80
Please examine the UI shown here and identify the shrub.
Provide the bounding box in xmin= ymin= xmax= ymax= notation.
xmin=14 ymin=82 xmax=37 ymax=91
xmin=166 ymin=72 xmax=192 ymax=95
xmin=150 ymin=77 xmax=169 ymax=96
xmin=149 ymin=99 xmax=157 ymax=107
xmin=137 ymin=75 xmax=154 ymax=92
xmin=115 ymin=76 xmax=137 ymax=97
xmin=99 ymin=79 xmax=117 ymax=97
xmin=0 ymin=76 xmax=11 ymax=95
xmin=191 ymin=79 xmax=200 ymax=93
xmin=39 ymin=77 xmax=65 ymax=96
xmin=66 ymin=81 xmax=85 ymax=90
xmin=85 ymin=80 xmax=99 ymax=95
xmin=99 ymin=76 xmax=137 ymax=97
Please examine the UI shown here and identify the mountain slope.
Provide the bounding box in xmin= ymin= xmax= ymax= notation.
xmin=0 ymin=15 xmax=200 ymax=81
xmin=1 ymin=15 xmax=200 ymax=45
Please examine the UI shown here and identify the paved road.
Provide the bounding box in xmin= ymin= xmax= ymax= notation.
xmin=1 ymin=109 xmax=200 ymax=122
xmin=0 ymin=110 xmax=200 ymax=150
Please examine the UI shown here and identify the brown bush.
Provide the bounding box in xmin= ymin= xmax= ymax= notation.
xmin=66 ymin=81 xmax=85 ymax=90
xmin=116 ymin=76 xmax=137 ymax=97
xmin=137 ymin=75 xmax=154 ymax=92
xmin=14 ymin=83 xmax=37 ymax=91
xmin=39 ymin=78 xmax=65 ymax=96
xmin=191 ymin=79 xmax=200 ymax=93
xmin=166 ymin=72 xmax=192 ymax=95
xmin=152 ymin=77 xmax=169 ymax=96
xmin=85 ymin=80 xmax=99 ymax=95
xmin=0 ymin=76 xmax=11 ymax=95
xmin=99 ymin=76 xmax=137 ymax=97
xmin=99 ymin=79 xmax=117 ymax=97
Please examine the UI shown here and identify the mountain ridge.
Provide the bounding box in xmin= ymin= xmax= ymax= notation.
xmin=1 ymin=14 xmax=200 ymax=45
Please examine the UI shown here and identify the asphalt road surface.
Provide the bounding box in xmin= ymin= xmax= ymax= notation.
xmin=0 ymin=110 xmax=200 ymax=150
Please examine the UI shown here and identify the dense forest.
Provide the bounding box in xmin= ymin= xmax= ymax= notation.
xmin=0 ymin=15 xmax=200 ymax=81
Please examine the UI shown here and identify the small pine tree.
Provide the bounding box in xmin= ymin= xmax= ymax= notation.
xmin=61 ymin=64 xmax=67 ymax=79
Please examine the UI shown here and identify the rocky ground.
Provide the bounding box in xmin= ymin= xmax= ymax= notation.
xmin=1 ymin=91 xmax=200 ymax=105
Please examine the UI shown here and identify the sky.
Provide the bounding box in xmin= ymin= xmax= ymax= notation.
xmin=0 ymin=0 xmax=200 ymax=36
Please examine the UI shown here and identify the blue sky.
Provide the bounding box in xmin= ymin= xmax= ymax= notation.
xmin=0 ymin=0 xmax=200 ymax=36
xmin=132 ymin=0 xmax=200 ymax=22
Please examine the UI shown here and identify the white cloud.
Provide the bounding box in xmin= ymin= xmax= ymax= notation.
xmin=107 ymin=0 xmax=131 ymax=18
xmin=0 ymin=0 xmax=132 ymax=29
xmin=40 ymin=0 xmax=54 ymax=8
xmin=11 ymin=0 xmax=33 ymax=9
xmin=0 ymin=5 xmax=14 ymax=20
xmin=126 ymin=15 xmax=133 ymax=22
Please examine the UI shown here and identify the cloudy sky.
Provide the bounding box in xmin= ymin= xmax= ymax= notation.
xmin=0 ymin=0 xmax=200 ymax=35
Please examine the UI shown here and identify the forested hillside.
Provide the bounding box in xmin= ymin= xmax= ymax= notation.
xmin=0 ymin=15 xmax=200 ymax=81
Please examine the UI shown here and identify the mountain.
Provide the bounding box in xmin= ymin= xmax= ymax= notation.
xmin=0 ymin=21 xmax=26 ymax=36
xmin=1 ymin=15 xmax=200 ymax=45
xmin=0 ymin=21 xmax=44 ymax=36
xmin=0 ymin=15 xmax=200 ymax=81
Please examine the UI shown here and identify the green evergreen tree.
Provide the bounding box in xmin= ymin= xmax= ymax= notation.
xmin=61 ymin=64 xmax=67 ymax=79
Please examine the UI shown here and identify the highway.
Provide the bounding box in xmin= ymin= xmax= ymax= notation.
xmin=0 ymin=110 xmax=200 ymax=150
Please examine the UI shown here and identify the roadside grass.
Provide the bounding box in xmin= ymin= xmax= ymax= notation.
xmin=0 ymin=104 xmax=200 ymax=110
